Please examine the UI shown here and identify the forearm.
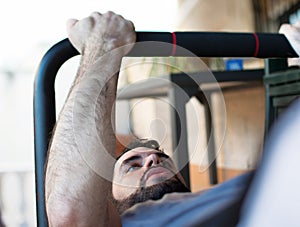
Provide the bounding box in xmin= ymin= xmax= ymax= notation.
xmin=45 ymin=12 xmax=135 ymax=226
xmin=45 ymin=54 xmax=122 ymax=226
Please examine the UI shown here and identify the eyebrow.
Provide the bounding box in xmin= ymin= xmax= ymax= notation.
xmin=122 ymin=155 xmax=142 ymax=165
xmin=121 ymin=152 xmax=170 ymax=167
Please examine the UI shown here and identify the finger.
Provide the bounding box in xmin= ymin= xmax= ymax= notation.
xmin=90 ymin=11 xmax=102 ymax=19
xmin=66 ymin=18 xmax=78 ymax=34
xmin=126 ymin=20 xmax=135 ymax=31
xmin=90 ymin=11 xmax=104 ymax=24
xmin=103 ymin=11 xmax=116 ymax=18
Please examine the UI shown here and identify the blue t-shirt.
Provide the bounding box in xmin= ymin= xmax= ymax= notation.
xmin=121 ymin=172 xmax=253 ymax=227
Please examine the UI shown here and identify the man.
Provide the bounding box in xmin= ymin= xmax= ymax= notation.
xmin=45 ymin=11 xmax=300 ymax=226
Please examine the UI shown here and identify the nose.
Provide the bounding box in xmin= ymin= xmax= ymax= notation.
xmin=144 ymin=153 xmax=159 ymax=167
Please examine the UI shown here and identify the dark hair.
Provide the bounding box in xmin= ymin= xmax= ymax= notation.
xmin=116 ymin=139 xmax=162 ymax=160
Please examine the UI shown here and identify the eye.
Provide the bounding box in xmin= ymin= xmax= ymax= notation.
xmin=127 ymin=164 xmax=141 ymax=173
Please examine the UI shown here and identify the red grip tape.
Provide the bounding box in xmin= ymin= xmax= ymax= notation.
xmin=171 ymin=32 xmax=177 ymax=56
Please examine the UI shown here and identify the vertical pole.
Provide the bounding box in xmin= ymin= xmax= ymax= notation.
xmin=204 ymin=93 xmax=218 ymax=185
xmin=196 ymin=91 xmax=218 ymax=185
xmin=264 ymin=59 xmax=288 ymax=137
xmin=169 ymin=84 xmax=191 ymax=188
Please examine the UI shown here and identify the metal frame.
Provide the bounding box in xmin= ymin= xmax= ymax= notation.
xmin=34 ymin=32 xmax=294 ymax=226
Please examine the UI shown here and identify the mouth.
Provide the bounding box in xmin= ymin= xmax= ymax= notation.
xmin=141 ymin=166 xmax=174 ymax=187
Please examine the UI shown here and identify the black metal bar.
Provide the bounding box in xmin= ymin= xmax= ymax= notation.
xmin=168 ymin=84 xmax=191 ymax=188
xmin=53 ymin=31 xmax=298 ymax=58
xmin=196 ymin=91 xmax=218 ymax=185
xmin=171 ymin=69 xmax=264 ymax=86
xmin=204 ymin=95 xmax=218 ymax=185
xmin=33 ymin=39 xmax=78 ymax=227
xmin=117 ymin=69 xmax=264 ymax=100
xmin=133 ymin=32 xmax=299 ymax=57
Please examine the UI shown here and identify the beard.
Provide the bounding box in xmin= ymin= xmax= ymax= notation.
xmin=112 ymin=170 xmax=190 ymax=215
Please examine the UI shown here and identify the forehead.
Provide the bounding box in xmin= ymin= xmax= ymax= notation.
xmin=116 ymin=147 xmax=160 ymax=163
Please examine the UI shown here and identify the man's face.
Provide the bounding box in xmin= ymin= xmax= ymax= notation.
xmin=112 ymin=147 xmax=190 ymax=214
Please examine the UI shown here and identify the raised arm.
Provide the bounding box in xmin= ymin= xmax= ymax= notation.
xmin=45 ymin=11 xmax=136 ymax=226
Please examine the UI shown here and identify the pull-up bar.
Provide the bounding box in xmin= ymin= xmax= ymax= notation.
xmin=47 ymin=31 xmax=298 ymax=59
xmin=132 ymin=32 xmax=298 ymax=58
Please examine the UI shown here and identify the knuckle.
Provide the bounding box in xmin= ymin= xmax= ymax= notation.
xmin=91 ymin=11 xmax=101 ymax=17
xmin=104 ymin=11 xmax=115 ymax=18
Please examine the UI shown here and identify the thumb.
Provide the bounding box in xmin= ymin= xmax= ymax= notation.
xmin=65 ymin=18 xmax=84 ymax=54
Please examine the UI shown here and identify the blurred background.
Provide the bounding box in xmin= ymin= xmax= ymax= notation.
xmin=0 ymin=0 xmax=299 ymax=226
